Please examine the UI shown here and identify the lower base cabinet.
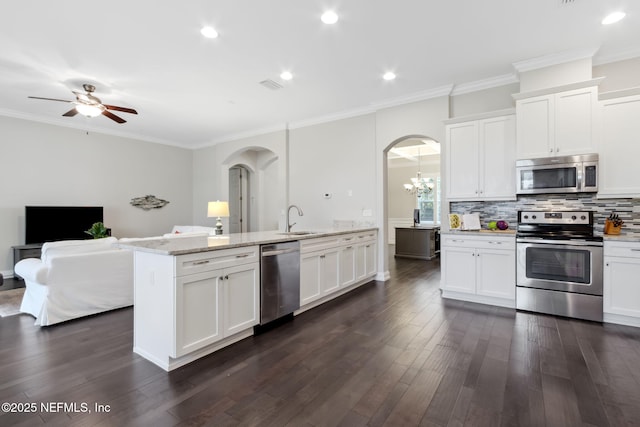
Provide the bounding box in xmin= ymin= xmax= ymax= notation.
xmin=134 ymin=245 xmax=260 ymax=370
xmin=300 ymin=231 xmax=377 ymax=308
xmin=441 ymin=234 xmax=515 ymax=308
xmin=604 ymin=241 xmax=640 ymax=327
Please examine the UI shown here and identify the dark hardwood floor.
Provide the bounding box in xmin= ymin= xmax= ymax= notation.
xmin=2 ymin=253 xmax=640 ymax=426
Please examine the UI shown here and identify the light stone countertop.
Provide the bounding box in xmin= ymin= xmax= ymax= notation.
xmin=115 ymin=227 xmax=378 ymax=256
xmin=601 ymin=233 xmax=640 ymax=243
xmin=440 ymin=229 xmax=516 ymax=237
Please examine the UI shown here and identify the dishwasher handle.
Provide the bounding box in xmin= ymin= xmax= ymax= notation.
xmin=262 ymin=248 xmax=299 ymax=257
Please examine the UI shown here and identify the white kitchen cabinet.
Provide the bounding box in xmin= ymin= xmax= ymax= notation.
xmin=516 ymin=86 xmax=598 ymax=159
xmin=299 ymin=230 xmax=378 ymax=309
xmin=174 ymin=260 xmax=259 ymax=358
xmin=133 ymin=245 xmax=259 ymax=370
xmin=598 ymin=94 xmax=640 ymax=198
xmin=603 ymin=241 xmax=640 ymax=327
xmin=175 ymin=270 xmax=223 ymax=357
xmin=223 ymin=262 xmax=260 ymax=337
xmin=339 ymin=241 xmax=356 ymax=288
xmin=440 ymin=234 xmax=515 ymax=307
xmin=446 ymin=113 xmax=516 ymax=201
xmin=300 ymin=247 xmax=339 ymax=305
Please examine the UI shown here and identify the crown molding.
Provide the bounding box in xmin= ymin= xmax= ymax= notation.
xmin=369 ymin=84 xmax=454 ymax=109
xmin=0 ymin=108 xmax=188 ymax=149
xmin=512 ymin=47 xmax=599 ymax=73
xmin=451 ymin=73 xmax=519 ymax=96
xmin=195 ymin=124 xmax=288 ymax=149
xmin=512 ymin=77 xmax=605 ymax=100
xmin=286 ymin=84 xmax=454 ymax=131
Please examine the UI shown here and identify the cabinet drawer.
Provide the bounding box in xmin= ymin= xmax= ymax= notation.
xmin=355 ymin=231 xmax=377 ymax=243
xmin=441 ymin=234 xmax=515 ymax=250
xmin=300 ymin=236 xmax=341 ymax=254
xmin=604 ymin=241 xmax=640 ymax=259
xmin=176 ymin=246 xmax=259 ymax=276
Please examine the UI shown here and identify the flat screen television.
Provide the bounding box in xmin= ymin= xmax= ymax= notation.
xmin=25 ymin=206 xmax=104 ymax=244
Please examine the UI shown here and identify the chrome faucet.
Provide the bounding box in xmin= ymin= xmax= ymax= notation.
xmin=286 ymin=205 xmax=303 ymax=232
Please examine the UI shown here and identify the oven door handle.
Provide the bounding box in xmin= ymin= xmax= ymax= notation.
xmin=516 ymin=238 xmax=603 ymax=247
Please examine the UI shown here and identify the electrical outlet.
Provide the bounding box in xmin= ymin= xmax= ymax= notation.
xmin=362 ymin=209 xmax=372 ymax=217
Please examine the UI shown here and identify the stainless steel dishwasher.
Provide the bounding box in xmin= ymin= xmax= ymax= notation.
xmin=260 ymin=241 xmax=300 ymax=325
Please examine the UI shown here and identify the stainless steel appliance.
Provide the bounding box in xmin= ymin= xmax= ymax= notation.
xmin=259 ymin=241 xmax=300 ymax=325
xmin=516 ymin=153 xmax=598 ymax=195
xmin=516 ymin=210 xmax=603 ymax=322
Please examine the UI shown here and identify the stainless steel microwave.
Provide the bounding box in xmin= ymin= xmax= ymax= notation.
xmin=516 ymin=153 xmax=598 ymax=195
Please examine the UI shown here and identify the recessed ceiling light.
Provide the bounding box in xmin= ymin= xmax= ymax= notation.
xmin=280 ymin=71 xmax=293 ymax=81
xmin=602 ymin=11 xmax=626 ymax=25
xmin=321 ymin=11 xmax=339 ymax=24
xmin=383 ymin=72 xmax=396 ymax=81
xmin=201 ymin=26 xmax=219 ymax=38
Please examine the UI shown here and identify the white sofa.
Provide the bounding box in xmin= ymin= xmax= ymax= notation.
xmin=15 ymin=237 xmax=133 ymax=326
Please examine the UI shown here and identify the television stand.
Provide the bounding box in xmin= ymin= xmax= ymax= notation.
xmin=12 ymin=244 xmax=43 ymax=279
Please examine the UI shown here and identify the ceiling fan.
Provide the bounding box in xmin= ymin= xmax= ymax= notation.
xmin=28 ymin=84 xmax=138 ymax=123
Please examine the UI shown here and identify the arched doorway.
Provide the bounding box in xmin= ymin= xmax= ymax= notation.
xmin=379 ymin=135 xmax=445 ymax=270
xmin=222 ymin=147 xmax=280 ymax=232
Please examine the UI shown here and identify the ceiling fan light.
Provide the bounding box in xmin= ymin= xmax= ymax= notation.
xmin=75 ymin=104 xmax=103 ymax=117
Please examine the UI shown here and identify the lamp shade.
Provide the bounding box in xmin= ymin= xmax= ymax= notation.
xmin=207 ymin=201 xmax=229 ymax=217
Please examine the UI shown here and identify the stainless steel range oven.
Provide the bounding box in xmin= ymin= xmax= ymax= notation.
xmin=516 ymin=210 xmax=603 ymax=322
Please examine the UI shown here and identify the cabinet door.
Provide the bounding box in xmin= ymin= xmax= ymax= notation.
xmin=174 ymin=270 xmax=223 ymax=357
xmin=339 ymin=244 xmax=356 ymax=287
xmin=480 ymin=115 xmax=516 ymax=200
xmin=598 ymin=95 xmax=640 ymax=197
xmin=516 ymin=95 xmax=554 ymax=159
xmin=441 ymin=246 xmax=476 ymax=293
xmin=300 ymin=252 xmax=322 ymax=305
xmin=604 ymin=257 xmax=640 ymax=317
xmin=322 ymin=249 xmax=340 ymax=295
xmin=223 ymin=262 xmax=259 ymax=337
xmin=554 ymin=87 xmax=596 ymax=155
xmin=476 ymin=248 xmax=515 ymax=300
xmin=446 ymin=121 xmax=480 ymax=199
xmin=365 ymin=241 xmax=377 ymax=277
xmin=355 ymin=243 xmax=367 ymax=281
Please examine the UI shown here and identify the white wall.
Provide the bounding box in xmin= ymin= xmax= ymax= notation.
xmin=0 ymin=116 xmax=193 ymax=275
xmin=450 ymin=83 xmax=518 ymax=117
xmin=594 ymin=57 xmax=640 ymax=93
xmin=289 ymin=114 xmax=377 ymax=230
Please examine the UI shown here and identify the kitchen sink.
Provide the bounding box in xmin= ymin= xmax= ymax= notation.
xmin=277 ymin=231 xmax=318 ymax=236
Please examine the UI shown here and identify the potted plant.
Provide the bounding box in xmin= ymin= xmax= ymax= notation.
xmin=85 ymin=222 xmax=109 ymax=239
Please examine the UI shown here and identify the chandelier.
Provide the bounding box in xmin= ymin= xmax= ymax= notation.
xmin=403 ymin=148 xmax=434 ymax=196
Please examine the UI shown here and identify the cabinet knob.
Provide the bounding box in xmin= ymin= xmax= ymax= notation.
xmin=606 ymin=262 xmax=609 ymax=267
xmin=556 ymin=147 xmax=560 ymax=152
xmin=549 ymin=148 xmax=553 ymax=153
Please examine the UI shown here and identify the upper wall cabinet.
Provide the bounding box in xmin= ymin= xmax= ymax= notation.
xmin=445 ymin=111 xmax=516 ymax=201
xmin=598 ymin=93 xmax=640 ymax=198
xmin=515 ymin=86 xmax=598 ymax=159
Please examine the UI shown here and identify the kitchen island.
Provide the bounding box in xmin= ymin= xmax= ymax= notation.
xmin=394 ymin=225 xmax=440 ymax=260
xmin=117 ymin=227 xmax=378 ymax=371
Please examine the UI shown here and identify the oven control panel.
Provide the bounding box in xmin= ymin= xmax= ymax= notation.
xmin=518 ymin=211 xmax=592 ymax=225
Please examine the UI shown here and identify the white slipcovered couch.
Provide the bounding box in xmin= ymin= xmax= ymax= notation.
xmin=15 ymin=237 xmax=133 ymax=326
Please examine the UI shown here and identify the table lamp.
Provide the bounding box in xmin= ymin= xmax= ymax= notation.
xmin=207 ymin=201 xmax=230 ymax=235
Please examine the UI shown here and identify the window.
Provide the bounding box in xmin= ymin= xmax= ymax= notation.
xmin=417 ymin=176 xmax=440 ymax=224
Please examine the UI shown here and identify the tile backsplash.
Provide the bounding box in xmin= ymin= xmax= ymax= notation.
xmin=450 ymin=195 xmax=640 ymax=235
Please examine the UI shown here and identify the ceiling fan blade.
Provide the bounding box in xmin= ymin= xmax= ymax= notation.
xmin=102 ymin=110 xmax=126 ymax=123
xmin=62 ymin=108 xmax=78 ymax=117
xmin=28 ymin=96 xmax=73 ymax=103
xmin=104 ymin=104 xmax=138 ymax=115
